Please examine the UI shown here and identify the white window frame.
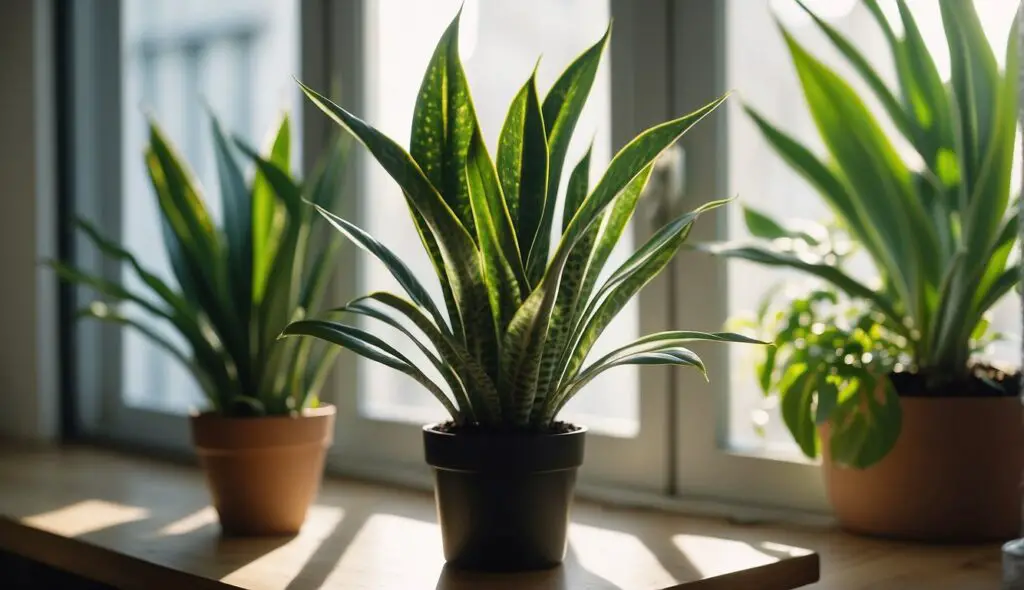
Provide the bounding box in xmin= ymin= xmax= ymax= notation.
xmin=66 ymin=0 xmax=829 ymax=518
xmin=66 ymin=0 xmax=336 ymax=453
xmin=668 ymin=0 xmax=827 ymax=515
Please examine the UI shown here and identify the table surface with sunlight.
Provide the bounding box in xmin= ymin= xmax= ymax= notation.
xmin=0 ymin=446 xmax=825 ymax=590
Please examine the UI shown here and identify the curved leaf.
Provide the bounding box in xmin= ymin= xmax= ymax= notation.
xmin=543 ymin=330 xmax=766 ymax=422
xmin=281 ymin=319 xmax=460 ymax=420
xmin=793 ymin=0 xmax=913 ymax=143
xmin=337 ymin=301 xmax=471 ymax=419
xmin=560 ymin=202 xmax=724 ymax=389
xmin=251 ymin=114 xmax=291 ymax=303
xmin=498 ymin=68 xmax=549 ymax=266
xmin=553 ymin=345 xmax=706 ymax=419
xmin=76 ymin=303 xmax=218 ymax=406
xmin=299 ymin=81 xmax=491 ymax=372
xmin=528 ymin=25 xmax=611 ymax=283
xmin=348 ymin=291 xmax=501 ymax=423
xmin=534 ymin=150 xmax=596 ymax=417
xmin=698 ymin=242 xmax=907 ymax=337
xmin=312 ymin=203 xmax=450 ymax=333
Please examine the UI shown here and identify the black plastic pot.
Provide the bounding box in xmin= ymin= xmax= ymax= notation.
xmin=422 ymin=424 xmax=587 ymax=571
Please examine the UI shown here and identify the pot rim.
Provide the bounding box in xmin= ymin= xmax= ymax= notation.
xmin=422 ymin=421 xmax=586 ymax=473
xmin=421 ymin=422 xmax=588 ymax=438
xmin=190 ymin=403 xmax=337 ymax=423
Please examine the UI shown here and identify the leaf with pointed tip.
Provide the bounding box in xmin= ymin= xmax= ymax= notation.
xmin=553 ymin=345 xmax=706 ymax=419
xmin=498 ymin=70 xmax=549 ymax=275
xmin=781 ymin=28 xmax=939 ymax=328
xmin=211 ymin=117 xmax=253 ymax=383
xmin=533 ymin=150 xmax=595 ymax=417
xmin=409 ymin=10 xmax=477 ymax=236
xmin=144 ymin=140 xmax=235 ymax=355
xmin=347 ymin=291 xmax=501 ymax=424
xmin=528 ymin=26 xmax=611 ymax=284
xmin=892 ymin=0 xmax=954 ymax=167
xmin=560 ymin=202 xmax=725 ymax=390
xmin=940 ymin=0 xmax=1000 ymax=192
xmin=794 ymin=0 xmax=913 ymax=144
xmin=252 ymin=114 xmax=291 ymax=303
xmin=282 ymin=319 xmax=460 ymax=420
xmin=299 ymin=81 xmax=488 ymax=368
xmin=338 ymin=301 xmax=470 ymax=418
xmin=312 ymin=204 xmax=450 ymax=335
xmin=503 ymin=96 xmax=729 ymax=426
xmin=544 ymin=330 xmax=766 ymax=422
xmin=467 ymin=133 xmax=526 ymax=343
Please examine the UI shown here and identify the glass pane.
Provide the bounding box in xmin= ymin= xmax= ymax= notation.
xmin=119 ymin=0 xmax=301 ymax=412
xmin=360 ymin=0 xmax=639 ymax=436
xmin=725 ymin=0 xmax=1020 ymax=452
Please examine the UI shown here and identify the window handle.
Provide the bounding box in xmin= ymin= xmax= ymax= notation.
xmin=644 ymin=144 xmax=686 ymax=227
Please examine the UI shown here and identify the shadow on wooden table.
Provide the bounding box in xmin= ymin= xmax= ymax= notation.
xmin=15 ymin=495 xmax=294 ymax=582
xmin=279 ymin=496 xmax=704 ymax=590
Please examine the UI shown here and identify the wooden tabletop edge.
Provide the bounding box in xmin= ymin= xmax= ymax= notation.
xmin=0 ymin=516 xmax=236 ymax=590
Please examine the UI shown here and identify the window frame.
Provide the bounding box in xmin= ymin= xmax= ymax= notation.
xmin=64 ymin=0 xmax=830 ymax=517
xmin=668 ymin=0 xmax=827 ymax=513
xmin=66 ymin=0 xmax=335 ymax=453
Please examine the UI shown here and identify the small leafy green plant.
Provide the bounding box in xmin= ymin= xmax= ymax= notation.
xmin=705 ymin=0 xmax=1019 ymax=395
xmin=50 ymin=114 xmax=350 ymax=417
xmin=282 ymin=12 xmax=763 ymax=430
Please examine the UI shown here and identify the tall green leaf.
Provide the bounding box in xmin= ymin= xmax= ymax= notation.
xmin=298 ymin=81 xmax=493 ymax=372
xmin=252 ymin=114 xmax=291 ymax=303
xmin=409 ymin=9 xmax=477 ymax=237
xmin=348 ymin=291 xmax=501 ymax=423
xmin=467 ymin=134 xmax=526 ymax=345
xmin=502 ymin=95 xmax=728 ymax=425
xmin=559 ymin=202 xmax=724 ymax=391
xmin=533 ymin=149 xmax=595 ymax=415
xmin=282 ymin=319 xmax=460 ymax=420
xmin=211 ymin=118 xmax=253 ymax=390
xmin=526 ymin=26 xmax=611 ymax=284
xmin=782 ymin=29 xmax=940 ymax=330
xmin=498 ymin=68 xmax=549 ymax=267
xmin=940 ymin=0 xmax=1000 ymax=194
xmin=793 ymin=0 xmax=913 ymax=143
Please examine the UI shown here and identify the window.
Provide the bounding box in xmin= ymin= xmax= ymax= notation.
xmin=725 ymin=0 xmax=1021 ymax=454
xmin=65 ymin=0 xmax=1018 ymax=517
xmin=119 ymin=0 xmax=302 ymax=414
xmin=68 ymin=0 xmax=308 ymax=446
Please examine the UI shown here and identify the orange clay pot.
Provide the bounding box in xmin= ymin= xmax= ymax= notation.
xmin=822 ymin=396 xmax=1023 ymax=543
xmin=190 ymin=405 xmax=335 ymax=536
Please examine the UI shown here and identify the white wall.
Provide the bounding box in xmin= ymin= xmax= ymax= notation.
xmin=0 ymin=0 xmax=59 ymax=442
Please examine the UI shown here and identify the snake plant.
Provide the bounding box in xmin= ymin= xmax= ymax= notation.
xmin=702 ymin=0 xmax=1020 ymax=466
xmin=282 ymin=11 xmax=764 ymax=430
xmin=49 ymin=114 xmax=350 ymax=417
xmin=705 ymin=0 xmax=1019 ymax=386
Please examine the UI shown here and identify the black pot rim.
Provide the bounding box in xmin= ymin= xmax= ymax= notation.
xmin=422 ymin=422 xmax=587 ymax=473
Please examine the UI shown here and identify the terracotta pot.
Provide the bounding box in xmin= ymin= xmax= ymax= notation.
xmin=190 ymin=405 xmax=335 ymax=536
xmin=822 ymin=396 xmax=1023 ymax=542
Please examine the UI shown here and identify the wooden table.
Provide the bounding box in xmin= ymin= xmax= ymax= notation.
xmin=0 ymin=445 xmax=1006 ymax=589
xmin=0 ymin=445 xmax=819 ymax=589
